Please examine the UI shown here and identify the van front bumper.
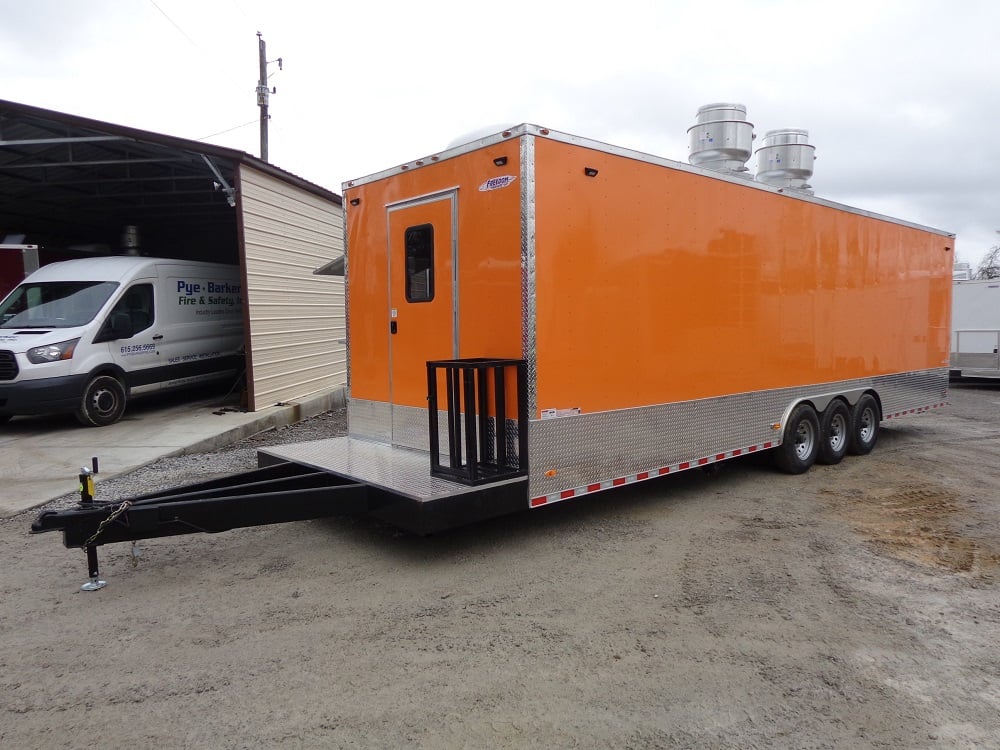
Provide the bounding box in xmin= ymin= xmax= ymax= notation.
xmin=0 ymin=374 xmax=88 ymax=415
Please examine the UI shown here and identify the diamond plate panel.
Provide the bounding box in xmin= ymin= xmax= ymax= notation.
xmin=872 ymin=368 xmax=949 ymax=414
xmin=348 ymin=398 xmax=391 ymax=442
xmin=391 ymin=403 xmax=430 ymax=450
xmin=259 ymin=436 xmax=524 ymax=503
xmin=528 ymin=369 xmax=948 ymax=499
xmin=351 ymin=398 xmax=483 ymax=462
xmin=390 ymin=404 xmax=468 ymax=458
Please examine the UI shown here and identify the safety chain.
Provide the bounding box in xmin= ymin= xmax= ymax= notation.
xmin=81 ymin=500 xmax=133 ymax=549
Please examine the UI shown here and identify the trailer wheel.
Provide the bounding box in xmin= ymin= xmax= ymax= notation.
xmin=848 ymin=393 xmax=880 ymax=455
xmin=817 ymin=400 xmax=851 ymax=465
xmin=774 ymin=403 xmax=820 ymax=474
xmin=75 ymin=375 xmax=127 ymax=427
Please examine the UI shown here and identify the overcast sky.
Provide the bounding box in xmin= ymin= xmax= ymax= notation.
xmin=2 ymin=0 xmax=997 ymax=267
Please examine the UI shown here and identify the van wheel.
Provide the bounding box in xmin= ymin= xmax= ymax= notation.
xmin=774 ymin=403 xmax=820 ymax=474
xmin=817 ymin=400 xmax=851 ymax=465
xmin=0 ymin=415 xmax=11 ymax=425
xmin=76 ymin=376 xmax=127 ymax=427
xmin=848 ymin=394 xmax=880 ymax=455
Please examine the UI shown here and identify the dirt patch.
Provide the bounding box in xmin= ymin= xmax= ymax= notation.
xmin=826 ymin=481 xmax=1000 ymax=576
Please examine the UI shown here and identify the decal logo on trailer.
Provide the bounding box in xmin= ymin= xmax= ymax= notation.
xmin=479 ymin=175 xmax=517 ymax=192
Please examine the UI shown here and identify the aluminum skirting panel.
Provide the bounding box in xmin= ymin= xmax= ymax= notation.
xmin=393 ymin=403 xmax=432 ymax=451
xmin=349 ymin=397 xmax=520 ymax=465
xmin=528 ymin=369 xmax=948 ymax=500
xmin=348 ymin=398 xmax=391 ymax=442
xmin=875 ymin=368 xmax=949 ymax=415
xmin=348 ymin=398 xmax=433 ymax=452
xmin=259 ymin=436 xmax=524 ymax=503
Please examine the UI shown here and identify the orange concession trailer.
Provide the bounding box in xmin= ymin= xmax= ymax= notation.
xmin=261 ymin=124 xmax=954 ymax=533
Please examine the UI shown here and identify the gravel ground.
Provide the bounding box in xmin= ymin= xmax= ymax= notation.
xmin=36 ymin=408 xmax=351 ymax=512
xmin=2 ymin=387 xmax=999 ymax=749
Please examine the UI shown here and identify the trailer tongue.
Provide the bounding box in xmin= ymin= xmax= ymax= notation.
xmin=31 ymin=358 xmax=530 ymax=589
xmin=31 ymin=462 xmax=369 ymax=589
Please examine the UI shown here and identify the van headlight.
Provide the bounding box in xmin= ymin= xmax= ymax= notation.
xmin=27 ymin=338 xmax=80 ymax=364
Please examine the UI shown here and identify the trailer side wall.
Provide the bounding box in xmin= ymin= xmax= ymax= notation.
xmin=532 ymin=138 xmax=952 ymax=416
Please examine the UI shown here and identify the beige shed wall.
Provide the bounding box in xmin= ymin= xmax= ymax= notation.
xmin=239 ymin=164 xmax=345 ymax=410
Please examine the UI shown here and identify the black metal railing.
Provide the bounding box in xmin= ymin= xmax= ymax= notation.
xmin=426 ymin=358 xmax=528 ymax=485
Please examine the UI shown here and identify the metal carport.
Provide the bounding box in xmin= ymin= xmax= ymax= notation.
xmin=0 ymin=99 xmax=345 ymax=411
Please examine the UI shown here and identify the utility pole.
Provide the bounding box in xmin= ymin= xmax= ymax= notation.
xmin=256 ymin=32 xmax=281 ymax=162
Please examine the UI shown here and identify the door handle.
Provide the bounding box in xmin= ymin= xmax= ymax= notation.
xmin=390 ymin=321 xmax=398 ymax=335
xmin=152 ymin=334 xmax=164 ymax=340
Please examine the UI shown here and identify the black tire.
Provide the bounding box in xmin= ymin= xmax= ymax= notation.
xmin=848 ymin=393 xmax=880 ymax=455
xmin=0 ymin=414 xmax=12 ymax=425
xmin=75 ymin=375 xmax=127 ymax=427
xmin=774 ymin=403 xmax=820 ymax=474
xmin=817 ymin=400 xmax=851 ymax=465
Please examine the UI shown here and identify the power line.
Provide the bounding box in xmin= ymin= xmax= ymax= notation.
xmin=228 ymin=0 xmax=254 ymax=25
xmin=149 ymin=0 xmax=199 ymax=48
xmin=197 ymin=119 xmax=258 ymax=140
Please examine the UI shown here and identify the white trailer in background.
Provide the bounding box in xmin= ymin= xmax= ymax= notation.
xmin=951 ymin=279 xmax=1000 ymax=378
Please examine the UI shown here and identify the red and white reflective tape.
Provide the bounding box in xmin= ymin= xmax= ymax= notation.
xmin=529 ymin=401 xmax=948 ymax=509
xmin=884 ymin=402 xmax=947 ymax=420
xmin=529 ymin=441 xmax=774 ymax=508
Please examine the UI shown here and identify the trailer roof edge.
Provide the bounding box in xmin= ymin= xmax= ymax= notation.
xmin=342 ymin=124 xmax=954 ymax=239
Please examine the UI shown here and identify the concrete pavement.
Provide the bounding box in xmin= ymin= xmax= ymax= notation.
xmin=0 ymin=386 xmax=344 ymax=517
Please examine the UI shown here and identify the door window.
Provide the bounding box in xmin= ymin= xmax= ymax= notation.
xmin=114 ymin=283 xmax=155 ymax=334
xmin=404 ymin=224 xmax=435 ymax=302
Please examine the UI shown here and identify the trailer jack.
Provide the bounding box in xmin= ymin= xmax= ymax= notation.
xmin=32 ymin=461 xmax=368 ymax=590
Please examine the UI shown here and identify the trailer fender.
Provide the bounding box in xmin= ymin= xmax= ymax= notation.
xmin=774 ymin=388 xmax=882 ymax=445
xmin=776 ymin=387 xmax=876 ymax=442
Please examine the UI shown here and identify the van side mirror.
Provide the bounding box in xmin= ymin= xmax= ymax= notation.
xmin=110 ymin=312 xmax=134 ymax=339
xmin=95 ymin=312 xmax=134 ymax=343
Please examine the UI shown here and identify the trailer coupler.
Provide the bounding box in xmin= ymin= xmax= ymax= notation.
xmin=31 ymin=462 xmax=368 ymax=590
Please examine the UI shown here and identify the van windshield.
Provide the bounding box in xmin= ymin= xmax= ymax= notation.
xmin=0 ymin=281 xmax=119 ymax=329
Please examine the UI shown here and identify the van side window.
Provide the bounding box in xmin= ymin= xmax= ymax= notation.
xmin=404 ymin=224 xmax=434 ymax=302
xmin=115 ymin=284 xmax=155 ymax=334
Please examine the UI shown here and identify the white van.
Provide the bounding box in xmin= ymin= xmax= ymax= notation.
xmin=0 ymin=256 xmax=245 ymax=426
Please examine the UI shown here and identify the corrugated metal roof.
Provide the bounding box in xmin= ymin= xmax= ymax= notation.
xmin=0 ymin=99 xmax=340 ymax=259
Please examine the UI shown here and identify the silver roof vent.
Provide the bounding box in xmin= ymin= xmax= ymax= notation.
xmin=687 ymin=103 xmax=754 ymax=174
xmin=754 ymin=128 xmax=815 ymax=192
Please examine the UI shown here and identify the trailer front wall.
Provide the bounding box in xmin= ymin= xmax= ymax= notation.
xmin=531 ymin=138 xmax=953 ymax=416
xmin=344 ymin=138 xmax=523 ymax=445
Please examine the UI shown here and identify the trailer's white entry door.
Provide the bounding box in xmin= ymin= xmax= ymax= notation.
xmin=386 ymin=190 xmax=458 ymax=447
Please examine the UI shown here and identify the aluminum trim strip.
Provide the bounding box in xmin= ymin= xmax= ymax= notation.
xmin=343 ymin=203 xmax=352 ymax=393
xmin=385 ymin=187 xmax=462 ymax=210
xmin=521 ymin=133 xmax=538 ymax=418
